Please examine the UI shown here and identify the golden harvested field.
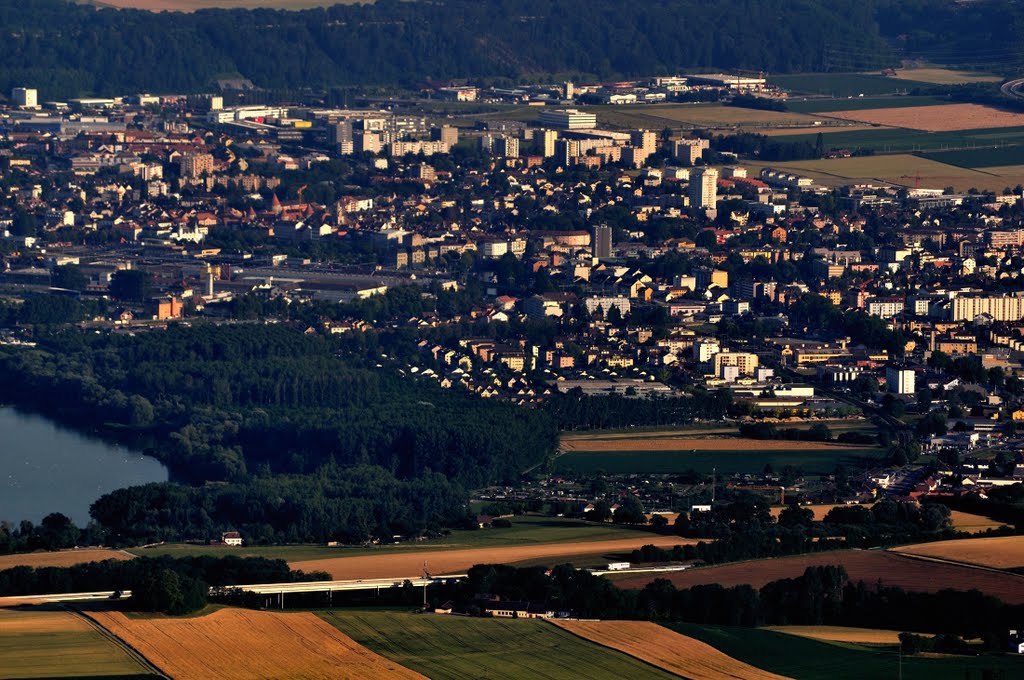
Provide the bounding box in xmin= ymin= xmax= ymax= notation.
xmin=889 ymin=68 xmax=1001 ymax=85
xmin=890 ymin=535 xmax=1024 ymax=569
xmin=90 ymin=0 xmax=364 ymax=10
xmin=292 ymin=535 xmax=692 ymax=579
xmin=948 ymin=511 xmax=1008 ymax=534
xmin=554 ymin=620 xmax=792 ymax=680
xmin=765 ymin=625 xmax=902 ymax=644
xmin=561 ymin=436 xmax=867 ymax=453
xmin=0 ymin=548 xmax=132 ymax=571
xmin=0 ymin=608 xmax=152 ymax=678
xmin=821 ymin=103 xmax=1024 ymax=131
xmin=745 ymin=154 xmax=1013 ymax=191
xmin=769 ymin=504 xmax=845 ymax=521
xmin=612 ymin=549 xmax=1024 ymax=604
xmin=90 ymin=608 xmax=423 ymax=680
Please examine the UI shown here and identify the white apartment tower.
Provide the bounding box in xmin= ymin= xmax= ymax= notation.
xmin=12 ymin=87 xmax=38 ymax=108
xmin=689 ymin=167 xmax=719 ymax=210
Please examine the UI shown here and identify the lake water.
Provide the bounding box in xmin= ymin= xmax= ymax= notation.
xmin=0 ymin=407 xmax=168 ymax=525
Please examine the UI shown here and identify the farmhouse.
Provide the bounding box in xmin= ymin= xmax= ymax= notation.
xmin=221 ymin=531 xmax=243 ymax=546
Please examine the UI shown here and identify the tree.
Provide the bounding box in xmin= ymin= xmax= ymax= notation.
xmin=109 ymin=270 xmax=153 ymax=302
xmin=11 ymin=207 xmax=37 ymax=237
xmin=131 ymin=567 xmax=207 ymax=614
xmin=695 ymin=230 xmax=718 ymax=250
xmin=612 ymin=495 xmax=645 ymax=524
xmin=52 ymin=265 xmax=89 ymax=291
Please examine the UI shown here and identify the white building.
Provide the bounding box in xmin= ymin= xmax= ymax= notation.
xmin=584 ymin=296 xmax=631 ymax=318
xmin=951 ymin=294 xmax=1024 ymax=322
xmin=886 ymin=366 xmax=915 ymax=395
xmin=689 ymin=167 xmax=718 ymax=210
xmin=538 ymin=109 xmax=597 ymax=130
xmin=12 ymin=87 xmax=38 ymax=108
xmin=867 ymin=298 xmax=905 ymax=319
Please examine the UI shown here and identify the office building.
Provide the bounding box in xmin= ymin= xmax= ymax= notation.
xmin=713 ymin=351 xmax=759 ymax=376
xmin=538 ymin=108 xmax=597 ymax=130
xmin=593 ymin=224 xmax=612 ymax=259
xmin=689 ymin=167 xmax=718 ymax=210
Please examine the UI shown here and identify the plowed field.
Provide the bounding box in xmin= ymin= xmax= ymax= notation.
xmin=554 ymin=619 xmax=792 ymax=680
xmin=0 ymin=549 xmax=131 ymax=571
xmin=821 ymin=103 xmax=1024 ymax=131
xmin=890 ymin=535 xmax=1024 ymax=569
xmin=612 ymin=550 xmax=1024 ymax=604
xmin=90 ymin=608 xmax=423 ymax=679
xmin=291 ymin=535 xmax=692 ymax=579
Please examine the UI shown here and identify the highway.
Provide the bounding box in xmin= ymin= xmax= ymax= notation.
xmin=0 ymin=575 xmax=467 ymax=607
xmin=1000 ymin=78 xmax=1024 ymax=100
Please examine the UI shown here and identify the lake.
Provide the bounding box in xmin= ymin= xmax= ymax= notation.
xmin=0 ymin=407 xmax=168 ymax=525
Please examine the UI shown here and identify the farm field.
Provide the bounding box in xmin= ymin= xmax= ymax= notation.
xmin=917 ymin=146 xmax=1024 ymax=169
xmin=764 ymin=625 xmax=902 ymax=644
xmin=553 ymin=619 xmax=791 ymax=680
xmin=553 ymin=448 xmax=884 ymax=476
xmin=765 ymin=506 xmax=1003 ymax=533
xmin=321 ymin=610 xmax=677 ymax=680
xmin=890 ymin=535 xmax=1024 ymax=569
xmin=889 ymin=68 xmax=1001 ymax=85
xmin=746 ymin=154 xmax=1024 ymax=193
xmin=90 ymin=608 xmax=421 ymax=679
xmin=130 ymin=516 xmax=660 ymax=561
xmin=769 ymin=125 xmax=1024 ymax=155
xmin=580 ymin=103 xmax=822 ymax=130
xmin=290 ymin=533 xmax=693 ymax=579
xmin=820 ymin=103 xmax=1024 ymax=132
xmin=669 ymin=623 xmax=1024 ymax=680
xmin=89 ymin=0 xmax=364 ymax=10
xmin=785 ymin=95 xmax=950 ymax=114
xmin=561 ymin=434 xmax=873 ymax=452
xmin=0 ymin=548 xmax=132 ymax=570
xmin=760 ymin=125 xmax=877 ymax=137
xmin=0 ymin=608 xmax=153 ymax=679
xmin=770 ymin=73 xmax=932 ymax=97
xmin=611 ymin=549 xmax=1024 ymax=604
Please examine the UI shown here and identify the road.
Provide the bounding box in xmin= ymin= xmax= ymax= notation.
xmin=0 ymin=575 xmax=465 ymax=607
xmin=1000 ymin=78 xmax=1024 ymax=100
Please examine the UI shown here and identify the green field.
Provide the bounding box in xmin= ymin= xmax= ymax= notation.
xmin=0 ymin=609 xmax=154 ymax=679
xmin=88 ymin=0 xmax=368 ymax=10
xmin=127 ymin=516 xmax=657 ymax=560
xmin=917 ymin=146 xmax=1024 ymax=169
xmin=668 ymin=623 xmax=1024 ymax=680
xmin=770 ymin=73 xmax=933 ymax=97
xmin=785 ymin=95 xmax=949 ymax=113
xmin=321 ymin=610 xmax=675 ymax=679
xmin=553 ymin=448 xmax=885 ymax=476
xmin=769 ymin=125 xmax=1024 ymax=153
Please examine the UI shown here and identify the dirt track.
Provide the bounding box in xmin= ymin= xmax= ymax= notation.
xmin=612 ymin=549 xmax=1024 ymax=604
xmin=291 ymin=535 xmax=693 ymax=579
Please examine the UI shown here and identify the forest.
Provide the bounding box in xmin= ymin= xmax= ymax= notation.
xmin=4 ymin=0 xmax=1021 ymax=99
xmin=0 ymin=324 xmax=558 ymax=543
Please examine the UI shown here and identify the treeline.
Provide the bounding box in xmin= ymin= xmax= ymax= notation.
xmin=545 ymin=389 xmax=733 ymax=430
xmin=2 ymin=0 xmax=892 ymax=99
xmin=713 ymin=132 xmax=821 ymax=163
xmin=0 ymin=513 xmax=103 ymax=555
xmin=0 ymin=554 xmax=327 ymax=597
xmin=0 ymin=324 xmax=558 ymax=541
xmin=0 ymin=295 xmax=106 ymax=326
xmin=437 ymin=563 xmax=1024 ymax=641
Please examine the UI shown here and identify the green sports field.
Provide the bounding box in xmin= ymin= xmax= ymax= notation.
xmin=320 ymin=610 xmax=676 ymax=680
xmin=553 ymin=448 xmax=885 ymax=476
xmin=917 ymin=146 xmax=1024 ymax=169
xmin=668 ymin=623 xmax=1024 ymax=680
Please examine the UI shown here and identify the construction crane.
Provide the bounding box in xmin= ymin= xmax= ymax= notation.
xmin=898 ymin=174 xmax=943 ymax=189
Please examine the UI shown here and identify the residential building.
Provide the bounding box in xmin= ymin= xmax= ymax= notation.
xmin=178 ymin=153 xmax=214 ymax=179
xmin=951 ymin=294 xmax=1024 ymax=322
xmin=593 ymin=224 xmax=612 ymax=259
xmin=886 ymin=366 xmax=916 ymax=394
xmin=12 ymin=87 xmax=38 ymax=108
xmin=689 ymin=167 xmax=718 ymax=210
xmin=673 ymin=138 xmax=709 ymax=164
xmin=713 ymin=351 xmax=759 ymax=376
